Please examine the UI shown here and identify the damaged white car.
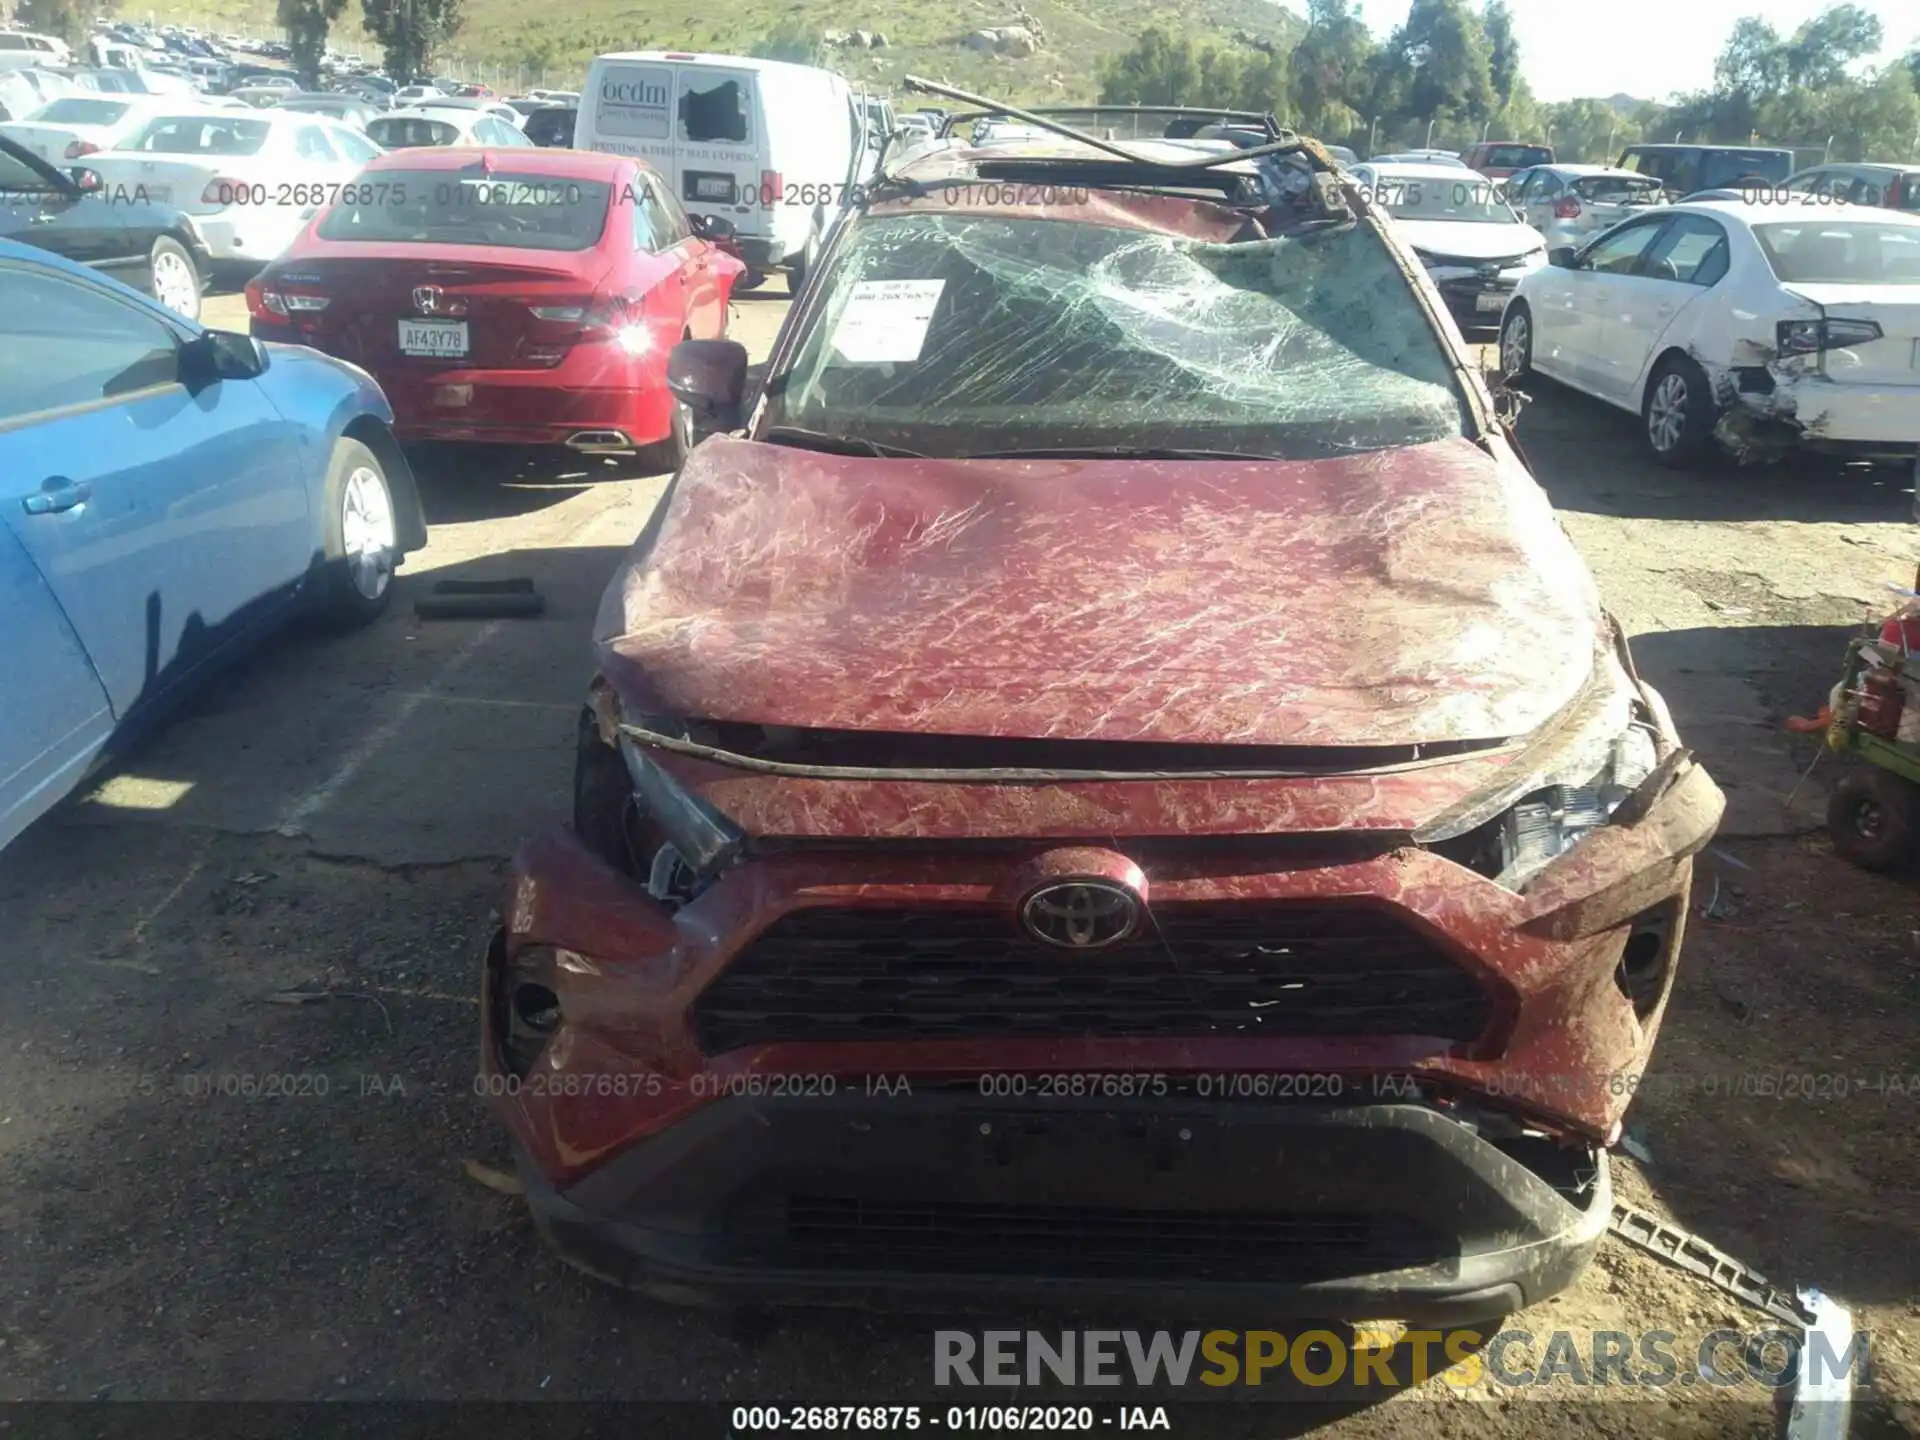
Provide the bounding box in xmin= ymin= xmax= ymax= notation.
xmin=1499 ymin=199 xmax=1920 ymax=469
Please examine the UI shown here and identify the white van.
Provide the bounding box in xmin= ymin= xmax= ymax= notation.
xmin=576 ymin=50 xmax=870 ymax=293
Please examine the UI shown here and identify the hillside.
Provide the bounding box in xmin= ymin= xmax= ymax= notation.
xmin=167 ymin=0 xmax=1303 ymax=102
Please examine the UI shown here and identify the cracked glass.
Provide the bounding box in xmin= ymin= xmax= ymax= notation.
xmin=763 ymin=211 xmax=1470 ymax=460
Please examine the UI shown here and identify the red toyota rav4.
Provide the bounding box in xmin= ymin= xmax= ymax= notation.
xmin=481 ymin=108 xmax=1725 ymax=1322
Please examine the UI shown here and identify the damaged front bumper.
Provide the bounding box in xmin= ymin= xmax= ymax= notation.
xmin=479 ymin=699 xmax=1723 ymax=1311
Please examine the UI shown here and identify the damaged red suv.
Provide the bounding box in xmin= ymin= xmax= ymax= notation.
xmin=482 ymin=119 xmax=1725 ymax=1321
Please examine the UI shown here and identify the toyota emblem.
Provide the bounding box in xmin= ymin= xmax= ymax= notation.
xmin=413 ymin=285 xmax=442 ymax=314
xmin=1020 ymin=881 xmax=1139 ymax=950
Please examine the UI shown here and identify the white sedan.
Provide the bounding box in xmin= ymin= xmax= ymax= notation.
xmin=365 ymin=107 xmax=534 ymax=150
xmin=1 ymin=94 xmax=162 ymax=161
xmin=80 ymin=108 xmax=382 ymax=267
xmin=1500 ymin=199 xmax=1920 ymax=467
xmin=1351 ymin=161 xmax=1547 ymax=328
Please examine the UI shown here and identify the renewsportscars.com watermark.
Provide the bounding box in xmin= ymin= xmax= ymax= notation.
xmin=934 ymin=1327 xmax=1868 ymax=1392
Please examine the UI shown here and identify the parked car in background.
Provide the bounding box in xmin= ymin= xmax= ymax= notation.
xmin=228 ymin=86 xmax=294 ymax=108
xmin=81 ymin=108 xmax=382 ymax=270
xmin=1321 ymin=141 xmax=1358 ymax=166
xmin=1501 ymin=200 xmax=1920 ymax=467
xmin=1507 ymin=164 xmax=1669 ymax=249
xmin=246 ymin=147 xmax=744 ymax=457
xmin=1463 ymin=140 xmax=1553 ymax=179
xmin=0 ymin=30 xmax=71 ymax=70
xmin=1373 ymin=148 xmax=1466 ymax=167
xmin=0 ymin=238 xmax=427 ymax=854
xmin=575 ymin=51 xmax=868 ymax=295
xmin=521 ymin=104 xmax=578 ymax=148
xmin=365 ymin=106 xmax=532 ymax=150
xmin=394 ymin=83 xmax=443 ymax=102
xmin=1778 ymin=163 xmax=1920 ymax=211
xmin=1 ymin=94 xmax=161 ymax=160
xmin=971 ymin=119 xmax=1051 ymax=146
xmin=1351 ymin=159 xmax=1546 ymax=327
xmin=274 ymin=92 xmax=380 ymax=129
xmin=1615 ymin=143 xmax=1793 ymax=200
xmin=0 ymin=68 xmax=77 ymax=122
xmin=485 ymin=126 xmax=1724 ymax=1320
xmin=399 ymin=94 xmax=526 ymax=128
xmin=0 ymin=134 xmax=207 ymax=317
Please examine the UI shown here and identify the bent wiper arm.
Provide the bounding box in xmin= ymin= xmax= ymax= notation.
xmin=964 ymin=446 xmax=1281 ymax=461
xmin=758 ymin=426 xmax=927 ymax=459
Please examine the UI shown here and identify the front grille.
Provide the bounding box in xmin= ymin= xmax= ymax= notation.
xmin=692 ymin=905 xmax=1490 ymax=1051
xmin=737 ymin=1197 xmax=1448 ymax=1280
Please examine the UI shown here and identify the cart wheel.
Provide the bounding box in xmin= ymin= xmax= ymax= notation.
xmin=1827 ymin=767 xmax=1920 ymax=872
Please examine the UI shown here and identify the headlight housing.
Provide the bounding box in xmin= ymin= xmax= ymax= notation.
xmin=618 ymin=735 xmax=744 ymax=895
xmin=1493 ymin=723 xmax=1658 ymax=889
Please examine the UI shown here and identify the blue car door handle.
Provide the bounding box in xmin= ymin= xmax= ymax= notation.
xmin=22 ymin=479 xmax=92 ymax=515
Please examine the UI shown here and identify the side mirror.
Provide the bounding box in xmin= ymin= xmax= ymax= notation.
xmin=180 ymin=328 xmax=268 ymax=384
xmin=1548 ymin=246 xmax=1577 ymax=269
xmin=667 ymin=338 xmax=749 ymax=431
xmin=689 ymin=212 xmax=735 ymax=241
xmin=69 ymin=166 xmax=102 ymax=192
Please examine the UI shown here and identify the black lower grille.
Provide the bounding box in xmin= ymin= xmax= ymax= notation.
xmin=742 ymin=1197 xmax=1446 ymax=1280
xmin=693 ymin=905 xmax=1489 ymax=1051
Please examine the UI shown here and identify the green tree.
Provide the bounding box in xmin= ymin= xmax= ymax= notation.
xmin=1289 ymin=0 xmax=1375 ymax=141
xmin=15 ymin=0 xmax=89 ymax=47
xmin=280 ymin=0 xmax=350 ymax=89
xmin=1784 ymin=4 xmax=1883 ymax=89
xmin=363 ymin=0 xmax=465 ymax=82
xmin=1098 ymin=29 xmax=1202 ymax=106
xmin=1482 ymin=0 xmax=1518 ymax=106
xmin=1378 ymin=0 xmax=1496 ymax=137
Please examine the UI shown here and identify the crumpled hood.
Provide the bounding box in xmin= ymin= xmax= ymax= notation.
xmin=594 ymin=435 xmax=1603 ymax=748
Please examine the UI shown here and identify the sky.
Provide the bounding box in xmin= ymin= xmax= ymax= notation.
xmin=1344 ymin=0 xmax=1920 ymax=103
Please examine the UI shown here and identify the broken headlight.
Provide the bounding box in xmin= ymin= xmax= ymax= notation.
xmin=1493 ymin=723 xmax=1658 ymax=889
xmin=617 ymin=735 xmax=744 ymax=899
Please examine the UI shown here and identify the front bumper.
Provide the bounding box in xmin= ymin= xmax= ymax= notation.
xmin=505 ymin=1084 xmax=1610 ymax=1321
xmin=1429 ymin=275 xmax=1520 ymax=326
xmin=481 ymin=737 xmax=1722 ymax=1309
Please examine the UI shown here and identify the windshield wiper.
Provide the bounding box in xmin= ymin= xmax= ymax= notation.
xmin=964 ymin=445 xmax=1281 ymax=461
xmin=759 ymin=426 xmax=926 ymax=459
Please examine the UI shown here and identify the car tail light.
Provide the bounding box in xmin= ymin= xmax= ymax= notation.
xmin=1776 ymin=317 xmax=1883 ymax=356
xmin=581 ymin=294 xmax=655 ymax=356
xmin=1553 ymin=195 xmax=1581 ymax=219
xmin=200 ymin=175 xmax=248 ymax=205
xmin=244 ymin=277 xmax=327 ymax=322
xmin=760 ymin=168 xmax=782 ymax=208
xmin=63 ymin=138 xmax=99 ymax=158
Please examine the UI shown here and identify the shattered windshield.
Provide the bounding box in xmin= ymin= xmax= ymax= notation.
xmin=762 ymin=212 xmax=1468 ymax=459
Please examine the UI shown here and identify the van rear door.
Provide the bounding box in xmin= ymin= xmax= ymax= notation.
xmin=670 ymin=63 xmax=762 ymax=228
xmin=584 ymin=58 xmax=675 ymax=166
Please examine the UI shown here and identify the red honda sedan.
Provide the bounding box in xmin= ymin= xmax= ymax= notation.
xmin=246 ymin=148 xmax=744 ymax=460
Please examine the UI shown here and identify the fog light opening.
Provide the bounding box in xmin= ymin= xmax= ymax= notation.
xmin=496 ymin=945 xmax=561 ymax=1078
xmin=1615 ymin=904 xmax=1676 ymax=1020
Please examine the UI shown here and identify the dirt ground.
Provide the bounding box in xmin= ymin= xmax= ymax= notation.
xmin=0 ymin=302 xmax=1917 ymax=1435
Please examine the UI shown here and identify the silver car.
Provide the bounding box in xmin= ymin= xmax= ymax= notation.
xmin=1507 ymin=164 xmax=1668 ymax=249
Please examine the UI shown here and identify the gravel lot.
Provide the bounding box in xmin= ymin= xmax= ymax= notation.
xmin=1 ymin=295 xmax=1916 ymax=1435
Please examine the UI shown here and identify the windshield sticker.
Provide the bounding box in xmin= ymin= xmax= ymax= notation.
xmin=830 ymin=279 xmax=946 ymax=363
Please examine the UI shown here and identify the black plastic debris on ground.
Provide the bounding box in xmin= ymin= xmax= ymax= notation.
xmin=414 ymin=578 xmax=545 ymax=620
